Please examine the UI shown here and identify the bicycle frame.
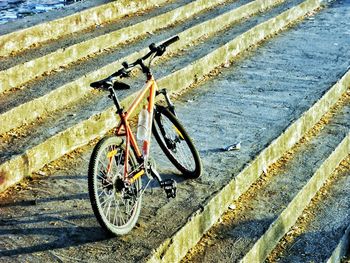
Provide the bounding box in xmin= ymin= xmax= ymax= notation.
xmin=114 ymin=76 xmax=158 ymax=183
xmin=88 ymin=37 xmax=195 ymax=236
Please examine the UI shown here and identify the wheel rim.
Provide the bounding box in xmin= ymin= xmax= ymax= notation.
xmin=94 ymin=144 xmax=139 ymax=229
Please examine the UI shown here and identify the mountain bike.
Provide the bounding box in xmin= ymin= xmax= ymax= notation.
xmin=88 ymin=36 xmax=202 ymax=235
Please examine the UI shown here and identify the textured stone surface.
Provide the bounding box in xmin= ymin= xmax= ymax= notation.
xmin=0 ymin=0 xmax=349 ymax=262
xmin=0 ymin=0 xmax=319 ymax=193
xmin=0 ymin=0 xmax=171 ymax=56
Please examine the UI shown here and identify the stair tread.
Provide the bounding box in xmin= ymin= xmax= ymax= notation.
xmin=185 ymin=98 xmax=350 ymax=262
xmin=0 ymin=0 xmax=258 ymax=115
xmin=0 ymin=0 xmax=349 ymax=261
xmin=0 ymin=0 xmax=110 ymax=36
xmin=0 ymin=0 xmax=193 ymax=71
xmin=274 ymin=157 xmax=350 ymax=262
xmin=0 ymin=0 xmax=302 ymax=141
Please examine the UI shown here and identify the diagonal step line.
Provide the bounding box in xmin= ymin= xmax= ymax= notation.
xmin=0 ymin=0 xmax=229 ymax=94
xmin=146 ymin=69 xmax=349 ymax=261
xmin=0 ymin=0 xmax=170 ymax=57
xmin=0 ymin=0 xmax=323 ymax=197
xmin=156 ymin=0 xmax=316 ymax=96
xmin=0 ymin=0 xmax=285 ymax=135
xmin=241 ymin=132 xmax=350 ymax=262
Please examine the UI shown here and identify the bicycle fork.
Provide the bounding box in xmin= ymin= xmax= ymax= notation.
xmin=152 ymin=88 xmax=177 ymax=198
xmin=156 ymin=88 xmax=177 ymax=116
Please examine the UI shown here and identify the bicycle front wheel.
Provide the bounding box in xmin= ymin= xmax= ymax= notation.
xmin=152 ymin=107 xmax=202 ymax=178
xmin=88 ymin=136 xmax=142 ymax=236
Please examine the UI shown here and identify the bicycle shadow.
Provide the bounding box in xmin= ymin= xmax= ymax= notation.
xmin=0 ymin=224 xmax=107 ymax=257
xmin=0 ymin=193 xmax=110 ymax=257
xmin=0 ymin=193 xmax=88 ymax=208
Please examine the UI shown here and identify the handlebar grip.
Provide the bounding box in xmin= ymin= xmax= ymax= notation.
xmin=122 ymin=61 xmax=129 ymax=69
xmin=149 ymin=43 xmax=157 ymax=52
xmin=161 ymin=36 xmax=179 ymax=48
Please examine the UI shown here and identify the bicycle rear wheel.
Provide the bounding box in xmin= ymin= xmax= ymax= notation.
xmin=88 ymin=136 xmax=142 ymax=235
xmin=152 ymin=107 xmax=202 ymax=178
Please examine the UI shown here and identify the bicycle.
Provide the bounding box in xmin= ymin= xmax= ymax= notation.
xmin=88 ymin=36 xmax=202 ymax=235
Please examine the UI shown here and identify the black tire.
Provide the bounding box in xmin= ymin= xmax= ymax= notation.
xmin=152 ymin=107 xmax=202 ymax=178
xmin=88 ymin=136 xmax=142 ymax=235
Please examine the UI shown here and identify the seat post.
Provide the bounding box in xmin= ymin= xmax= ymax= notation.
xmin=108 ymin=87 xmax=123 ymax=115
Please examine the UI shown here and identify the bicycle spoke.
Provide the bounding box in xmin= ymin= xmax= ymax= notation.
xmin=100 ymin=194 xmax=114 ymax=207
xmin=163 ymin=118 xmax=194 ymax=170
xmin=125 ymin=198 xmax=130 ymax=216
xmin=114 ymin=199 xmax=124 ymax=226
xmin=98 ymin=189 xmax=106 ymax=197
xmin=106 ymin=198 xmax=112 ymax=222
xmin=98 ymin=153 xmax=139 ymax=227
xmin=113 ymin=199 xmax=119 ymax=226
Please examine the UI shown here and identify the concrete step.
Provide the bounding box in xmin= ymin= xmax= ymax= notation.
xmin=0 ymin=0 xmax=231 ymax=93
xmin=0 ymin=0 xmax=172 ymax=57
xmin=0 ymin=1 xmax=349 ymax=261
xmin=0 ymin=0 xmax=321 ymax=192
xmin=0 ymin=0 xmax=288 ymax=134
xmin=266 ymin=156 xmax=350 ymax=263
xmin=150 ymin=0 xmax=350 ymax=260
xmin=181 ymin=91 xmax=350 ymax=263
xmin=241 ymin=104 xmax=350 ymax=262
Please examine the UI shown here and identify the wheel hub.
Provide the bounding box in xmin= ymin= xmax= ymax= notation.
xmin=114 ymin=178 xmax=125 ymax=192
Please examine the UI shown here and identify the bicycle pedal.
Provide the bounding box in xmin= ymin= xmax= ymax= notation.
xmin=160 ymin=179 xmax=177 ymax=198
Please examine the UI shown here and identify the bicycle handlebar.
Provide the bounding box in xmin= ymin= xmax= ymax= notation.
xmin=90 ymin=36 xmax=179 ymax=89
xmin=116 ymin=36 xmax=179 ymax=75
xmin=161 ymin=35 xmax=180 ymax=47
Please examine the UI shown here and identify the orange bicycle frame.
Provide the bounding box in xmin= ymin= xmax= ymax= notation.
xmin=114 ymin=76 xmax=158 ymax=182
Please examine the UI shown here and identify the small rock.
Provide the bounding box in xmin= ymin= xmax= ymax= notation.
xmin=263 ymin=166 xmax=268 ymax=175
xmin=223 ymin=142 xmax=241 ymax=151
xmin=36 ymin=171 xmax=46 ymax=176
xmin=228 ymin=204 xmax=236 ymax=210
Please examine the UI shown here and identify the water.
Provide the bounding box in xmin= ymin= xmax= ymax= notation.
xmin=0 ymin=0 xmax=82 ymax=24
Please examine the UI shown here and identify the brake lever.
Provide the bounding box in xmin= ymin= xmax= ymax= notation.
xmin=121 ymin=70 xmax=131 ymax=78
xmin=156 ymin=46 xmax=166 ymax=56
xmin=113 ymin=67 xmax=131 ymax=78
xmin=149 ymin=43 xmax=166 ymax=57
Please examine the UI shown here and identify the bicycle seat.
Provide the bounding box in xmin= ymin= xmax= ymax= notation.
xmin=90 ymin=79 xmax=130 ymax=91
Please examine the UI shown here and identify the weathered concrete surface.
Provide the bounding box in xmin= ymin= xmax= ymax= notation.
xmin=0 ymin=0 xmax=286 ymax=132
xmin=0 ymin=0 xmax=230 ymax=93
xmin=0 ymin=0 xmax=195 ymax=72
xmin=0 ymin=0 xmax=349 ymax=262
xmin=184 ymin=92 xmax=350 ymax=262
xmin=0 ymin=0 xmax=321 ymax=194
xmin=266 ymin=156 xmax=350 ymax=263
xmin=0 ymin=0 xmax=171 ymax=57
xmin=242 ymin=133 xmax=350 ymax=263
